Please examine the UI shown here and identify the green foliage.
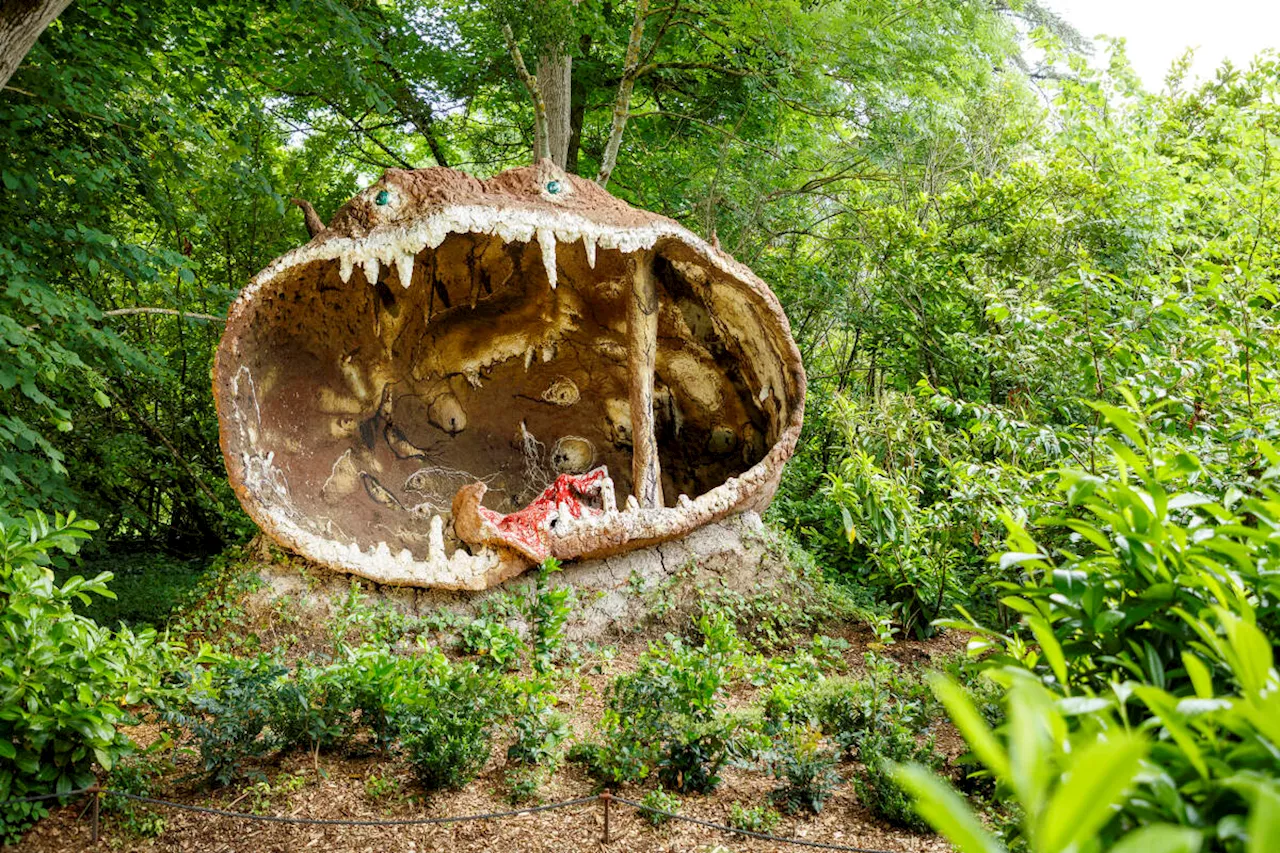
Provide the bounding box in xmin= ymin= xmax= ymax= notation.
xmin=103 ymin=756 xmax=168 ymax=838
xmin=166 ymin=655 xmax=288 ymax=786
xmin=905 ymin=431 xmax=1280 ymax=850
xmin=507 ymin=702 xmax=570 ymax=768
xmin=638 ymin=788 xmax=681 ymax=828
xmin=766 ymin=726 xmax=842 ymax=815
xmin=526 ymin=558 xmax=573 ymax=672
xmin=727 ymin=801 xmax=782 ymax=834
xmin=853 ymin=728 xmax=940 ymax=831
xmin=363 ymin=772 xmax=403 ymax=803
xmin=582 ymin=612 xmax=746 ymax=790
xmin=55 ymin=549 xmax=210 ymax=627
xmin=0 ymin=511 xmax=176 ymax=844
xmin=246 ymin=772 xmax=307 ymax=815
xmin=460 ymin=617 xmax=525 ymax=671
xmin=394 ymin=654 xmax=504 ymax=792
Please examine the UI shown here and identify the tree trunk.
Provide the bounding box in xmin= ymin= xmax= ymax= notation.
xmin=537 ymin=45 xmax=572 ymax=168
xmin=0 ymin=0 xmax=72 ymax=91
xmin=565 ymin=33 xmax=591 ymax=174
xmin=627 ymin=251 xmax=662 ymax=508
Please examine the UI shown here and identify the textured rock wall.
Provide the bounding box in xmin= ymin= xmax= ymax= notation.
xmin=250 ymin=512 xmax=784 ymax=641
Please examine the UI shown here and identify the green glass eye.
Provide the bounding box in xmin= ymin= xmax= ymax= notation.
xmin=375 ymin=189 xmax=390 ymax=206
xmin=546 ymin=180 xmax=562 ymax=195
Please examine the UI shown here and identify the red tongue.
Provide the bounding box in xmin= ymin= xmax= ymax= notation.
xmin=473 ymin=469 xmax=610 ymax=561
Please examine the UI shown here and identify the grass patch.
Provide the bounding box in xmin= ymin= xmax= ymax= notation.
xmin=58 ymin=548 xmax=211 ymax=627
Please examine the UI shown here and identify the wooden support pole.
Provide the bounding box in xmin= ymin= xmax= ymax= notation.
xmin=627 ymin=251 xmax=662 ymax=508
xmin=89 ymin=784 xmax=101 ymax=844
xmin=600 ymin=791 xmax=612 ymax=844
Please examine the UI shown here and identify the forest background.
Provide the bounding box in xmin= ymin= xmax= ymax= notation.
xmin=4 ymin=0 xmax=1280 ymax=850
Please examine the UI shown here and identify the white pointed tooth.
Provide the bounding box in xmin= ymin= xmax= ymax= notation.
xmin=537 ymin=227 xmax=557 ymax=289
xmin=363 ymin=255 xmax=380 ymax=285
xmin=601 ymin=482 xmax=617 ymax=512
xmin=541 ymin=345 xmax=554 ymax=363
xmin=625 ymin=495 xmax=639 ymax=512
xmin=429 ymin=515 xmax=445 ymax=555
xmin=678 ymin=494 xmax=692 ymax=508
xmin=396 ymin=252 xmax=414 ymax=290
xmin=524 ymin=347 xmax=535 ymax=371
xmin=583 ymin=234 xmax=597 ymax=269
xmin=339 ymin=254 xmax=354 ymax=284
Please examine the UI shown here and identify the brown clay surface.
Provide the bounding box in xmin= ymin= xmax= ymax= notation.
xmin=213 ymin=162 xmax=806 ymax=589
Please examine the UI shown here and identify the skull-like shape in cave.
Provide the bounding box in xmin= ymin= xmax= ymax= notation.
xmin=213 ymin=162 xmax=805 ymax=589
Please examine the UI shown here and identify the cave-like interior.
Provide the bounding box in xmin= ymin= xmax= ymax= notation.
xmin=223 ymin=229 xmax=787 ymax=570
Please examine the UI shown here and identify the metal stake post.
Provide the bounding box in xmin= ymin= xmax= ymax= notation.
xmin=600 ymin=791 xmax=611 ymax=844
xmin=88 ymin=784 xmax=101 ymax=844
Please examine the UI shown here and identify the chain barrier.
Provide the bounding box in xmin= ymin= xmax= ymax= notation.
xmin=1 ymin=787 xmax=898 ymax=852
xmin=613 ymin=794 xmax=896 ymax=853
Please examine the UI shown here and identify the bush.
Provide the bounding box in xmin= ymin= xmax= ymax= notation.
xmin=0 ymin=512 xmax=177 ymax=844
xmin=394 ymin=655 xmax=502 ymax=792
xmin=507 ymin=703 xmax=570 ymax=768
xmin=767 ymin=726 xmax=842 ymax=815
xmin=656 ymin=717 xmax=736 ymax=794
xmin=638 ymin=788 xmax=681 ymax=827
xmin=266 ymin=662 xmax=357 ymax=754
xmin=852 ymin=728 xmax=938 ymax=830
xmin=587 ymin=611 xmax=746 ymax=789
xmin=166 ymin=654 xmax=288 ymax=785
xmin=104 ymin=756 xmax=168 ymax=838
xmin=903 ymin=432 xmax=1280 ymax=851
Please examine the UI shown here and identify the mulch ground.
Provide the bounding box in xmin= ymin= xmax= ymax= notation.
xmin=14 ymin=618 xmax=971 ymax=853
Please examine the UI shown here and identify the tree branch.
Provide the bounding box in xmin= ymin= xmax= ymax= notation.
xmin=501 ymin=23 xmax=551 ymax=162
xmin=103 ymin=307 xmax=226 ymax=322
xmin=597 ymin=0 xmax=650 ymax=188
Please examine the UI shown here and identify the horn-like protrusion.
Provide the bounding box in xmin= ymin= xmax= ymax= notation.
xmin=290 ymin=197 xmax=326 ymax=239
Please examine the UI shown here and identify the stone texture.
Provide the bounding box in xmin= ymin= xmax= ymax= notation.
xmin=249 ymin=512 xmax=783 ymax=641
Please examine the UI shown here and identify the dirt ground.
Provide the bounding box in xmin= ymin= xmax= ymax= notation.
xmin=14 ymin=614 xmax=970 ymax=853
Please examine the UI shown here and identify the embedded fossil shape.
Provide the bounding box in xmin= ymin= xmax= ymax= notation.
xmin=213 ymin=161 xmax=805 ymax=589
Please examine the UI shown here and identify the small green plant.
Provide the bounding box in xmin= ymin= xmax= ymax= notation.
xmin=587 ymin=611 xmax=746 ymax=789
xmin=525 ymin=557 xmax=573 ymax=672
xmin=638 ymin=788 xmax=681 ymax=827
xmin=165 ymin=655 xmax=288 ymax=786
xmin=104 ymin=756 xmax=168 ymax=838
xmin=364 ymin=773 xmax=403 ymax=801
xmin=727 ymin=802 xmax=782 ymax=834
xmin=507 ymin=704 xmax=570 ymax=767
xmin=266 ymin=662 xmax=357 ymax=756
xmin=503 ymin=766 xmax=544 ymax=804
xmin=394 ymin=655 xmax=502 ymax=792
xmin=767 ymin=726 xmax=842 ymax=815
xmin=460 ymin=617 xmax=525 ymax=671
xmin=656 ymin=717 xmax=736 ymax=794
xmin=852 ymin=728 xmax=939 ymax=830
xmin=247 ymin=772 xmax=306 ymax=815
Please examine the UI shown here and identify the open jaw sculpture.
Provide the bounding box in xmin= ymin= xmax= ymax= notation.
xmin=213 ymin=161 xmax=805 ymax=590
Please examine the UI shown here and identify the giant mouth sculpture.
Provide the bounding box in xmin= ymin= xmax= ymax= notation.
xmin=213 ymin=161 xmax=805 ymax=590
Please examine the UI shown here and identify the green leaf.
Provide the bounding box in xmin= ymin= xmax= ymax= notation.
xmin=931 ymin=675 xmax=1010 ymax=780
xmin=1108 ymin=824 xmax=1202 ymax=853
xmin=892 ymin=763 xmax=1003 ymax=853
xmin=1036 ymin=733 xmax=1148 ymax=853
xmin=1248 ymin=783 xmax=1280 ymax=853
xmin=1028 ymin=616 xmax=1069 ymax=688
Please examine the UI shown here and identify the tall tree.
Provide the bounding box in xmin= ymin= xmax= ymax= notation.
xmin=0 ymin=0 xmax=71 ymax=90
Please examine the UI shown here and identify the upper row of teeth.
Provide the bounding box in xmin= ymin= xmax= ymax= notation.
xmin=331 ymin=208 xmax=669 ymax=292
